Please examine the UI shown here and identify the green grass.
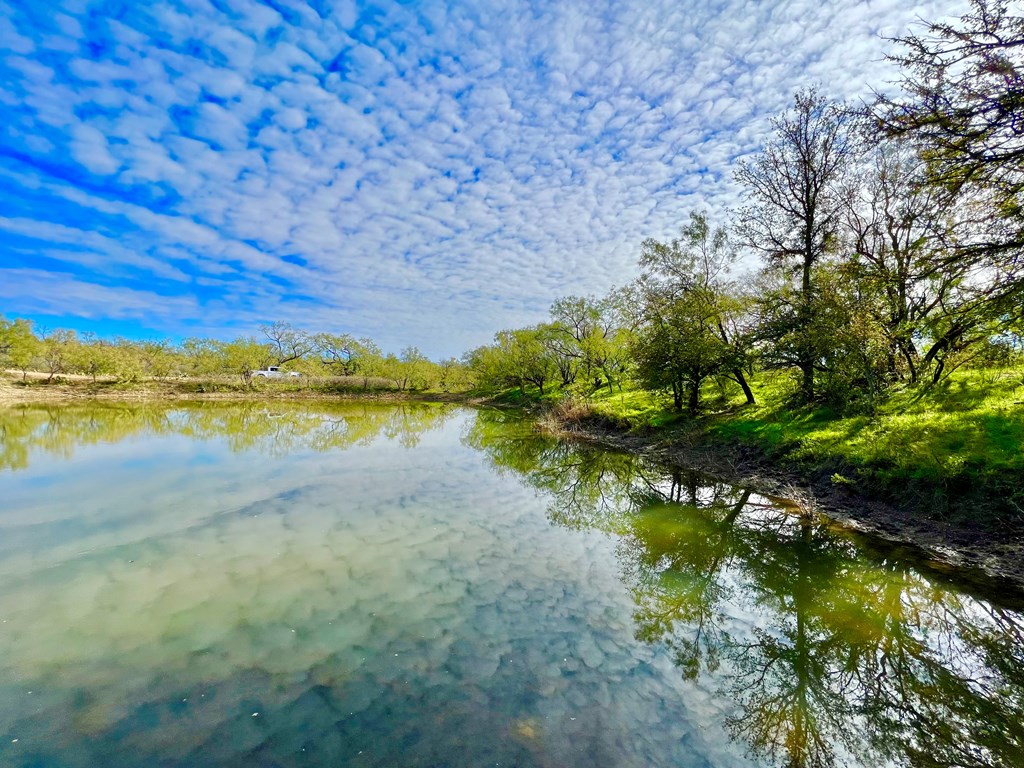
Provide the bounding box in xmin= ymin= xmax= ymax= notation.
xmin=570 ymin=366 xmax=1024 ymax=518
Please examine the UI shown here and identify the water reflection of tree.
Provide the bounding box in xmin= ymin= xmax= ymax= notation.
xmin=0 ymin=402 xmax=455 ymax=470
xmin=468 ymin=410 xmax=1024 ymax=768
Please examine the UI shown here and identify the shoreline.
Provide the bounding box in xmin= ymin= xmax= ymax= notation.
xmin=0 ymin=376 xmax=477 ymax=405
xmin=5 ymin=379 xmax=1022 ymax=596
xmin=542 ymin=415 xmax=1024 ymax=599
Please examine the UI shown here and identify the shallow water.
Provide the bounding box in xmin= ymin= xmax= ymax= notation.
xmin=0 ymin=402 xmax=1021 ymax=767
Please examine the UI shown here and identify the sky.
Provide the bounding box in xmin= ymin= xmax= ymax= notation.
xmin=0 ymin=0 xmax=960 ymax=358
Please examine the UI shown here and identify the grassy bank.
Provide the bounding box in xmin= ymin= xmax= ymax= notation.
xmin=524 ymin=366 xmax=1024 ymax=528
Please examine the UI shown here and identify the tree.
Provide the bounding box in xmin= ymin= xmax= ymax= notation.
xmin=353 ymin=339 xmax=384 ymax=389
xmin=839 ymin=137 xmax=1022 ymax=387
xmin=218 ymin=337 xmax=272 ymax=387
xmin=398 ymin=346 xmax=436 ymax=391
xmin=504 ymin=328 xmax=559 ymax=396
xmin=40 ymin=329 xmax=77 ymax=382
xmin=438 ymin=357 xmax=474 ymax=393
xmin=640 ymin=212 xmax=756 ymax=406
xmin=139 ymin=340 xmax=178 ymax=379
xmin=67 ymin=333 xmax=116 ymax=381
xmin=873 ymin=1 xmax=1024 ymax=380
xmin=467 ymin=327 xmax=561 ymax=396
xmin=632 ymin=285 xmax=739 ymax=414
xmin=180 ymin=337 xmax=223 ymax=377
xmin=261 ymin=321 xmax=312 ymax=367
xmin=313 ymin=333 xmax=384 ymax=385
xmin=736 ymin=89 xmax=855 ymax=401
xmin=841 ymin=140 xmax=948 ymax=383
xmin=314 ymin=332 xmax=361 ymax=376
xmin=0 ymin=316 xmax=41 ymax=379
xmin=548 ymin=296 xmax=627 ymax=392
xmin=109 ymin=339 xmax=145 ymax=383
xmin=464 ymin=343 xmax=509 ymax=392
xmin=876 ymin=0 xmax=1024 ymax=254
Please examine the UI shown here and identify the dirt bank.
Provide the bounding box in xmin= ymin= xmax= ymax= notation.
xmin=547 ymin=416 xmax=1024 ymax=599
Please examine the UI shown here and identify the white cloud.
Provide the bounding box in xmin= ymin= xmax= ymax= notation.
xmin=0 ymin=269 xmax=199 ymax=320
xmin=0 ymin=0 xmax=967 ymax=355
xmin=68 ymin=124 xmax=120 ymax=175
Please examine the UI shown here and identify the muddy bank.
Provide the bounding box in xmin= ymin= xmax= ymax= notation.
xmin=545 ymin=415 xmax=1024 ymax=598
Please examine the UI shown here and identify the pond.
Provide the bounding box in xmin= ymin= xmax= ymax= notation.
xmin=0 ymin=402 xmax=1021 ymax=767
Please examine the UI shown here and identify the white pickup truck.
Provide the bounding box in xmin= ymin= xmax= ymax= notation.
xmin=252 ymin=366 xmax=302 ymax=378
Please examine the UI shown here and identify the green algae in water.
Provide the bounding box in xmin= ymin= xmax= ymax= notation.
xmin=0 ymin=402 xmax=1021 ymax=767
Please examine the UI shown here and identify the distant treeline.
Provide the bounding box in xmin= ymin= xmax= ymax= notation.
xmin=0 ymin=318 xmax=473 ymax=392
xmin=467 ymin=0 xmax=1024 ymax=414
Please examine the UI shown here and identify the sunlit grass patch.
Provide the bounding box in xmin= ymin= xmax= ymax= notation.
xmin=587 ymin=387 xmax=677 ymax=428
xmin=596 ymin=365 xmax=1024 ymax=503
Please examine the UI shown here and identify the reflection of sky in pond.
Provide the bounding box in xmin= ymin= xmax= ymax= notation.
xmin=0 ymin=404 xmax=746 ymax=767
xmin=0 ymin=403 xmax=1022 ymax=768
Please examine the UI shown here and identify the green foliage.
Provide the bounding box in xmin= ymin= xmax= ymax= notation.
xmin=397 ymin=346 xmax=436 ymax=391
xmin=438 ymin=357 xmax=474 ymax=393
xmin=877 ymin=0 xmax=1024 ymax=249
xmin=736 ymin=89 xmax=854 ymax=402
xmin=0 ymin=316 xmax=41 ymax=378
xmin=66 ymin=335 xmax=117 ymax=381
xmin=568 ymin=365 xmax=1024 ymax=517
xmin=181 ymin=337 xmax=223 ymax=377
xmin=217 ymin=337 xmax=272 ymax=387
xmin=632 ymin=289 xmax=735 ymax=413
xmin=632 ymin=212 xmax=754 ymax=414
xmin=40 ymin=329 xmax=77 ymax=382
xmin=0 ymin=316 xmax=463 ymax=394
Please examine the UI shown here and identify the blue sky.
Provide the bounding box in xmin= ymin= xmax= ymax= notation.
xmin=0 ymin=0 xmax=957 ymax=358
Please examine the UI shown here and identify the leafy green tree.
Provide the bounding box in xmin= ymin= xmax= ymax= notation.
xmin=736 ymin=89 xmax=855 ymax=402
xmin=352 ymin=339 xmax=384 ymax=389
xmin=314 ymin=333 xmax=385 ymax=386
xmin=67 ymin=333 xmax=116 ymax=381
xmin=639 ymin=212 xmax=756 ymax=406
xmin=841 ymin=140 xmax=950 ymax=384
xmin=139 ymin=340 xmax=178 ymax=379
xmin=463 ymin=343 xmax=509 ymax=392
xmin=438 ymin=357 xmax=474 ymax=393
xmin=872 ymin=1 xmax=1024 ymax=379
xmin=40 ymin=329 xmax=77 ymax=382
xmin=0 ymin=316 xmax=41 ymax=379
xmin=217 ymin=337 xmax=272 ymax=387
xmin=109 ymin=340 xmax=146 ymax=383
xmin=505 ymin=327 xmax=560 ymax=396
xmin=467 ymin=327 xmax=561 ymax=396
xmin=398 ymin=346 xmax=436 ymax=391
xmin=632 ymin=286 xmax=738 ymax=414
xmin=548 ymin=296 xmax=628 ymax=392
xmin=180 ymin=337 xmax=223 ymax=377
xmin=314 ymin=332 xmax=360 ymax=376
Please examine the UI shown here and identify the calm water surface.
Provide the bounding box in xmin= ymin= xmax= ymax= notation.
xmin=0 ymin=402 xmax=1021 ymax=767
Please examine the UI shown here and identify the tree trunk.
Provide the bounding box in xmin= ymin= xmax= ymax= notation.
xmin=688 ymin=379 xmax=701 ymax=416
xmin=898 ymin=338 xmax=919 ymax=384
xmin=799 ymin=359 xmax=815 ymax=402
xmin=799 ymin=249 xmax=815 ymax=402
xmin=733 ymin=369 xmax=756 ymax=404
